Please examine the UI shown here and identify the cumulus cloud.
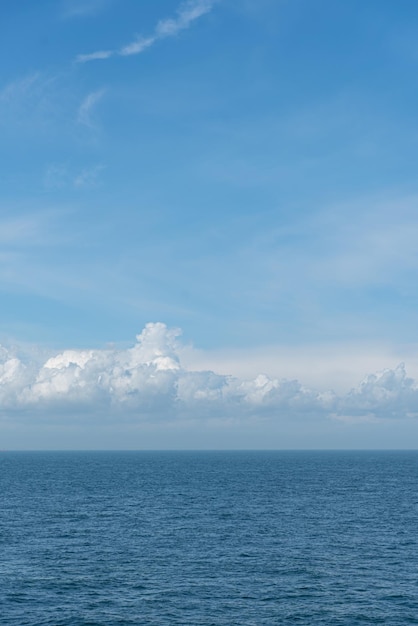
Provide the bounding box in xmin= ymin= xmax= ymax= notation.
xmin=1 ymin=323 xmax=418 ymax=426
xmin=76 ymin=0 xmax=216 ymax=63
xmin=336 ymin=363 xmax=418 ymax=420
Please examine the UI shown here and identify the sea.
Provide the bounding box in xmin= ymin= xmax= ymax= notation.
xmin=1 ymin=451 xmax=418 ymax=625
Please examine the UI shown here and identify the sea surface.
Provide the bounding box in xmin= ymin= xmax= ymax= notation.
xmin=1 ymin=451 xmax=418 ymax=625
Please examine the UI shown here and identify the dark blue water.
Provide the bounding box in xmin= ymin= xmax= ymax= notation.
xmin=1 ymin=451 xmax=418 ymax=625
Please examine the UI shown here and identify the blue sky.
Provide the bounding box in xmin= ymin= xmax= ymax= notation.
xmin=2 ymin=0 xmax=418 ymax=448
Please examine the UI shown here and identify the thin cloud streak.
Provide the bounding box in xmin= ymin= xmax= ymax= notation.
xmin=77 ymin=88 xmax=106 ymax=127
xmin=76 ymin=50 xmax=113 ymax=63
xmin=62 ymin=0 xmax=109 ymax=19
xmin=0 ymin=73 xmax=41 ymax=102
xmin=73 ymin=164 xmax=105 ymax=188
xmin=76 ymin=0 xmax=217 ymax=63
xmin=120 ymin=37 xmax=156 ymax=57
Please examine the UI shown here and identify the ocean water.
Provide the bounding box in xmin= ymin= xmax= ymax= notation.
xmin=1 ymin=451 xmax=418 ymax=625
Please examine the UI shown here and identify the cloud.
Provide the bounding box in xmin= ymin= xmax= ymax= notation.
xmin=1 ymin=323 xmax=417 ymax=426
xmin=73 ymin=164 xmax=105 ymax=188
xmin=120 ymin=37 xmax=156 ymax=58
xmin=0 ymin=322 xmax=328 ymax=419
xmin=43 ymin=163 xmax=105 ymax=190
xmin=76 ymin=50 xmax=114 ymax=63
xmin=0 ymin=209 xmax=88 ymax=301
xmin=77 ymin=88 xmax=106 ymax=127
xmin=305 ymin=195 xmax=418 ymax=288
xmin=0 ymin=73 xmax=41 ymax=102
xmin=43 ymin=163 xmax=69 ymax=190
xmin=61 ymin=0 xmax=110 ymax=19
xmin=0 ymin=213 xmax=54 ymax=247
xmin=180 ymin=340 xmax=418 ymax=394
xmin=336 ymin=363 xmax=418 ymax=420
xmin=76 ymin=0 xmax=216 ymax=63
xmin=0 ymin=72 xmax=57 ymax=116
xmin=0 ymin=72 xmax=65 ymax=132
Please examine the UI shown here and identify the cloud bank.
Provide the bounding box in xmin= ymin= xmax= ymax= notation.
xmin=0 ymin=323 xmax=417 ymax=425
xmin=76 ymin=0 xmax=216 ymax=63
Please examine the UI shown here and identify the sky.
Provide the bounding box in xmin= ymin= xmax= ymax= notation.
xmin=2 ymin=0 xmax=418 ymax=449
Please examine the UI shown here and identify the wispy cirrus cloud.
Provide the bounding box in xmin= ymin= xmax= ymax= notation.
xmin=77 ymin=88 xmax=106 ymax=127
xmin=43 ymin=164 xmax=69 ymax=191
xmin=43 ymin=162 xmax=105 ymax=190
xmin=0 ymin=72 xmax=58 ymax=112
xmin=61 ymin=0 xmax=110 ymax=19
xmin=0 ymin=71 xmax=65 ymax=132
xmin=76 ymin=0 xmax=217 ymax=63
xmin=0 ymin=215 xmax=45 ymax=247
xmin=73 ymin=163 xmax=105 ymax=188
xmin=77 ymin=50 xmax=113 ymax=62
xmin=0 ymin=73 xmax=41 ymax=102
xmin=0 ymin=210 xmax=68 ymax=249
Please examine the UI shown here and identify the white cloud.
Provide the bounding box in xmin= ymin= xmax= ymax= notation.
xmin=180 ymin=341 xmax=418 ymax=394
xmin=0 ymin=72 xmax=65 ymax=131
xmin=76 ymin=0 xmax=216 ymax=63
xmin=43 ymin=163 xmax=69 ymax=190
xmin=0 ymin=73 xmax=41 ymax=102
xmin=0 ymin=213 xmax=54 ymax=247
xmin=156 ymin=0 xmax=215 ymax=38
xmin=120 ymin=37 xmax=156 ymax=58
xmin=77 ymin=88 xmax=106 ymax=127
xmin=61 ymin=0 xmax=110 ymax=19
xmin=0 ymin=72 xmax=57 ymax=116
xmin=43 ymin=162 xmax=105 ymax=189
xmin=1 ymin=323 xmax=418 ymax=426
xmin=337 ymin=363 xmax=418 ymax=420
xmin=73 ymin=164 xmax=105 ymax=188
xmin=76 ymin=50 xmax=114 ymax=63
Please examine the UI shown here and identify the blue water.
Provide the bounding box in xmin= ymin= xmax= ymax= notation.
xmin=1 ymin=451 xmax=418 ymax=625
